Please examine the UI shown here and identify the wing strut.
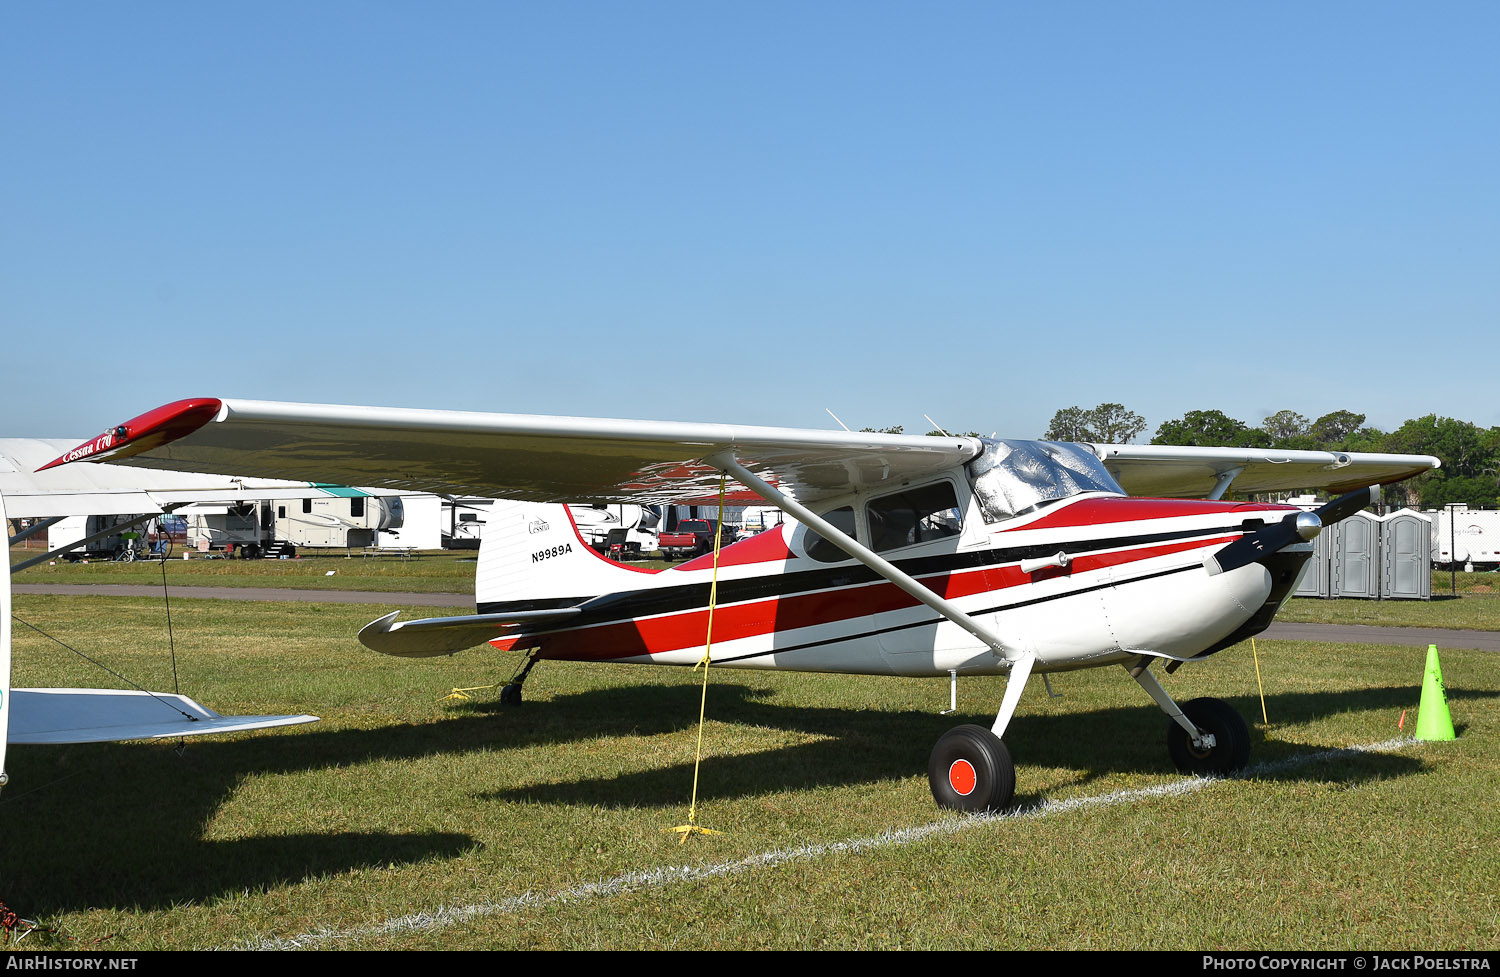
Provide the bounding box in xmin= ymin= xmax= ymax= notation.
xmin=9 ymin=506 xmax=186 ymax=574
xmin=703 ymin=451 xmax=1029 ymax=663
xmin=1207 ymin=467 xmax=1243 ymax=501
xmin=8 ymin=517 xmax=63 ymax=547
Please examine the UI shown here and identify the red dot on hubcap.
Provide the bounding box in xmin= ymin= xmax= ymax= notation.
xmin=948 ymin=759 xmax=977 ymax=796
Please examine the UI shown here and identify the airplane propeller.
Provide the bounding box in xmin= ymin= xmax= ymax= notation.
xmin=1208 ymin=486 xmax=1376 ymax=575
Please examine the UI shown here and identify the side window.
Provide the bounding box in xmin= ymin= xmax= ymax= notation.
xmin=351 ymin=498 xmax=365 ymax=518
xmin=867 ymin=482 xmax=962 ymax=552
xmin=302 ymin=498 xmax=312 ymax=514
xmin=804 ymin=506 xmax=857 ymax=563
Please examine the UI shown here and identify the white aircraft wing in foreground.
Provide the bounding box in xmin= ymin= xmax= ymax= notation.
xmin=7 ymin=689 xmax=316 ymax=745
xmin=44 ymin=397 xmax=1439 ymax=813
xmin=1 ymin=480 xmax=317 ymax=794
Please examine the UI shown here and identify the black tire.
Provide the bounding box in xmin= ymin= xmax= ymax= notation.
xmin=928 ymin=724 xmax=1015 ymax=813
xmin=1166 ymin=697 xmax=1251 ymax=775
xmin=500 ymin=684 xmax=523 ymax=707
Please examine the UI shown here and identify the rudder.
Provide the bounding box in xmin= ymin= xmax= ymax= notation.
xmin=476 ymin=501 xmax=656 ymax=611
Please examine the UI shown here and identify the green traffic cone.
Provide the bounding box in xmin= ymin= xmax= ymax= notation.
xmin=1415 ymin=644 xmax=1456 ymax=742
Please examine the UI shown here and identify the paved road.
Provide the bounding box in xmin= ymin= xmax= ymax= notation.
xmin=14 ymin=584 xmax=1500 ymax=651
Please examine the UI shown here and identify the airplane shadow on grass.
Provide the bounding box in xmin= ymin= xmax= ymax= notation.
xmin=477 ymin=680 xmax=1489 ymax=809
xmin=2 ymin=679 xmax=1489 ymax=913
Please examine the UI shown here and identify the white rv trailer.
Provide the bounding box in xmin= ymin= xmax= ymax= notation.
xmin=441 ymin=498 xmax=492 ymax=550
xmin=438 ymin=500 xmax=661 ymax=558
xmin=191 ymin=492 xmax=406 ymax=555
xmin=1428 ymin=504 xmax=1500 ymax=570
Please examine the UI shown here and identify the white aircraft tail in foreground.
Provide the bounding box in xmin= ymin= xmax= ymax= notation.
xmin=46 ymin=397 xmax=1439 ymax=811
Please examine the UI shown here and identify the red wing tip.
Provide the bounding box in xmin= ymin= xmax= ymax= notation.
xmin=37 ymin=398 xmax=224 ymax=471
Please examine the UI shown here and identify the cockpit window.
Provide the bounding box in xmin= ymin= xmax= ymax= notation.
xmin=966 ymin=439 xmax=1124 ymax=523
xmin=804 ymin=506 xmax=858 ymax=563
xmin=867 ymin=481 xmax=962 ymax=552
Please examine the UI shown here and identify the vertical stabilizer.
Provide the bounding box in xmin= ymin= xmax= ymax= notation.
xmin=475 ymin=501 xmax=657 ymax=612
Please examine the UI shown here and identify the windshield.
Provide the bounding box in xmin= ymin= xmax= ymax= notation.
xmin=966 ymin=439 xmax=1124 ymax=523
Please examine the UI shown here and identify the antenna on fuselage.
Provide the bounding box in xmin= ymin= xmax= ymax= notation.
xmin=924 ymin=414 xmax=951 ymax=437
xmin=825 ymin=408 xmax=852 ymax=432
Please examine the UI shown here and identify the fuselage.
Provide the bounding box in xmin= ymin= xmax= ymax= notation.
xmin=484 ymin=484 xmax=1310 ymax=678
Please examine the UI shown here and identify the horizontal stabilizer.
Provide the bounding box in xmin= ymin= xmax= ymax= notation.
xmin=357 ymin=608 xmax=581 ymax=657
xmin=8 ymin=688 xmax=317 ymax=745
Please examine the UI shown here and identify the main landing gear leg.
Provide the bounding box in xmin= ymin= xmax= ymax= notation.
xmin=500 ymin=647 xmax=544 ymax=707
xmin=927 ymin=653 xmax=1034 ymax=813
xmin=1126 ymin=659 xmax=1251 ymax=775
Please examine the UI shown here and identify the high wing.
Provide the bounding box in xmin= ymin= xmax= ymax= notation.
xmin=44 ymin=398 xmax=1438 ymax=505
xmin=40 ymin=398 xmax=982 ymax=505
xmin=1091 ymin=444 xmax=1441 ymax=499
xmin=2 ymin=437 xmax=401 ymax=519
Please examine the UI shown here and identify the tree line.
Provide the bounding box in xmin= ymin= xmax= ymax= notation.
xmin=1044 ymin=403 xmax=1499 ymax=508
xmin=858 ymin=405 xmax=1497 ymax=507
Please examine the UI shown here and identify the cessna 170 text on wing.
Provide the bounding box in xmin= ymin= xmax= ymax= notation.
xmin=44 ymin=398 xmax=1439 ymax=812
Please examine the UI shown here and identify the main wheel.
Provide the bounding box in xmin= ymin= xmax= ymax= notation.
xmin=1166 ymin=697 xmax=1251 ymax=775
xmin=928 ymin=724 xmax=1015 ymax=813
xmin=500 ymin=683 xmax=523 ymax=707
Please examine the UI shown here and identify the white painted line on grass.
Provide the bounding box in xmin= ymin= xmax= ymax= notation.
xmin=238 ymin=735 xmax=1417 ymax=950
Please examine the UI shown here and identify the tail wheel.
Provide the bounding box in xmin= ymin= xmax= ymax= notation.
xmin=928 ymin=724 xmax=1015 ymax=813
xmin=1166 ymin=697 xmax=1251 ymax=775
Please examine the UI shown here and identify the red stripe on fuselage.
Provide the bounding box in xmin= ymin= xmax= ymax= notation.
xmin=501 ymin=532 xmax=1237 ymax=662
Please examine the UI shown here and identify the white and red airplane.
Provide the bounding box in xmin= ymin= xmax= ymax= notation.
xmin=41 ymin=397 xmax=1439 ymax=812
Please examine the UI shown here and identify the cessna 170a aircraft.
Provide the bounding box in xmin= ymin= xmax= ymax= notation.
xmin=42 ymin=397 xmax=1439 ymax=812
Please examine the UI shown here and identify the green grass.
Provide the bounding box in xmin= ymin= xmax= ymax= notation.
xmin=4 ymin=595 xmax=1497 ymax=949
xmin=1280 ymin=594 xmax=1500 ymax=630
xmin=10 ymin=546 xmax=479 ymax=593
xmin=9 ymin=546 xmax=691 ymax=594
xmin=1430 ymin=569 xmax=1500 ymax=598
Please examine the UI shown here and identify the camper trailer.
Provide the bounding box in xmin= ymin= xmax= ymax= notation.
xmin=1428 ymin=504 xmax=1500 ymax=570
xmin=438 ymin=500 xmax=661 ymax=559
xmin=47 ymin=513 xmax=154 ymax=561
xmin=441 ymin=498 xmax=493 ymax=550
xmin=177 ymin=493 xmax=408 ymax=556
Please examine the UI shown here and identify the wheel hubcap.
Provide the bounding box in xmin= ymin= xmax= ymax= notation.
xmin=948 ymin=759 xmax=977 ymax=796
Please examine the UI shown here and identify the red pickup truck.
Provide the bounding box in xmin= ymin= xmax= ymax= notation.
xmin=657 ymin=519 xmax=738 ymax=559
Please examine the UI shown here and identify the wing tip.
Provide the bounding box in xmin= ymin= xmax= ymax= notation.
xmin=37 ymin=398 xmax=225 ymax=472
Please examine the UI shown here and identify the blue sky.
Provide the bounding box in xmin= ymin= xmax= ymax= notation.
xmin=5 ymin=2 xmax=1496 ymax=441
